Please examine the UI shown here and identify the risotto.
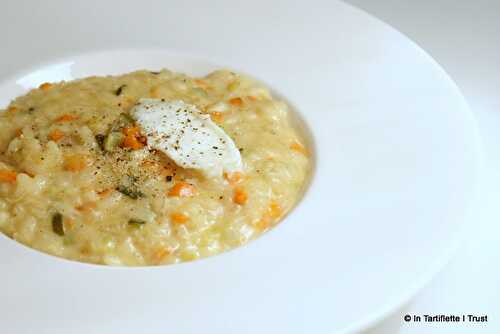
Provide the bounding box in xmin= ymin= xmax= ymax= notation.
xmin=0 ymin=69 xmax=310 ymax=266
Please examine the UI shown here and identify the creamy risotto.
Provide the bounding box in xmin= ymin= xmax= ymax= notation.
xmin=0 ymin=69 xmax=310 ymax=265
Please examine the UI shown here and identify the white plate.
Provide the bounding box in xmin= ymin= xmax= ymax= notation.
xmin=0 ymin=1 xmax=480 ymax=333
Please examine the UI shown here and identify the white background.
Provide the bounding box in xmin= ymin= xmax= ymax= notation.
xmin=343 ymin=1 xmax=500 ymax=333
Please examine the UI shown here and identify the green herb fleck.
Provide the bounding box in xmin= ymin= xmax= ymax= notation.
xmin=110 ymin=113 xmax=134 ymax=132
xmin=63 ymin=235 xmax=74 ymax=246
xmin=116 ymin=186 xmax=144 ymax=199
xmin=115 ymin=84 xmax=127 ymax=96
xmin=104 ymin=132 xmax=124 ymax=152
xmin=95 ymin=134 xmax=106 ymax=151
xmin=120 ymin=112 xmax=135 ymax=124
xmin=191 ymin=87 xmax=208 ymax=98
xmin=52 ymin=212 xmax=64 ymax=236
xmin=128 ymin=219 xmax=146 ymax=227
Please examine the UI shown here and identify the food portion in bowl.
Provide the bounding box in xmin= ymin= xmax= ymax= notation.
xmin=0 ymin=69 xmax=310 ymax=265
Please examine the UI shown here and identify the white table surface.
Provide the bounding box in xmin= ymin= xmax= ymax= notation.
xmin=342 ymin=1 xmax=500 ymax=333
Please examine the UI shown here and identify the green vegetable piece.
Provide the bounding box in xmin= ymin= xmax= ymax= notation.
xmin=104 ymin=132 xmax=124 ymax=152
xmin=95 ymin=134 xmax=106 ymax=151
xmin=116 ymin=185 xmax=144 ymax=199
xmin=128 ymin=219 xmax=146 ymax=227
xmin=63 ymin=235 xmax=74 ymax=246
xmin=52 ymin=212 xmax=64 ymax=236
xmin=110 ymin=113 xmax=135 ymax=132
xmin=115 ymin=84 xmax=127 ymax=96
xmin=191 ymin=87 xmax=208 ymax=98
xmin=120 ymin=112 xmax=135 ymax=124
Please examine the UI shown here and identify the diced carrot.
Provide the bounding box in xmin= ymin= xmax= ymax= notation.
xmin=210 ymin=112 xmax=224 ymax=123
xmin=14 ymin=128 xmax=23 ymax=137
xmin=64 ymin=155 xmax=87 ymax=172
xmin=254 ymin=202 xmax=282 ymax=231
xmin=7 ymin=106 xmax=18 ymax=113
xmin=233 ymin=187 xmax=248 ymax=205
xmin=0 ymin=170 xmax=17 ymax=183
xmin=290 ymin=141 xmax=308 ymax=155
xmin=98 ymin=189 xmax=113 ymax=198
xmin=170 ymin=212 xmax=189 ymax=224
xmin=39 ymin=82 xmax=53 ymax=90
xmin=247 ymin=95 xmax=258 ymax=101
xmin=224 ymin=171 xmax=244 ymax=185
xmin=48 ymin=129 xmax=65 ymax=142
xmin=56 ymin=114 xmax=79 ymax=123
xmin=254 ymin=219 xmax=270 ymax=232
xmin=76 ymin=201 xmax=97 ymax=212
xmin=168 ymin=182 xmax=196 ymax=197
xmin=121 ymin=126 xmax=145 ymax=150
xmin=152 ymin=247 xmax=171 ymax=263
xmin=229 ymin=97 xmax=243 ymax=106
xmin=269 ymin=201 xmax=282 ymax=219
xmin=121 ymin=134 xmax=144 ymax=150
xmin=121 ymin=126 xmax=141 ymax=137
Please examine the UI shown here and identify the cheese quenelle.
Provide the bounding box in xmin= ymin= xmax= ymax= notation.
xmin=132 ymin=99 xmax=242 ymax=178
